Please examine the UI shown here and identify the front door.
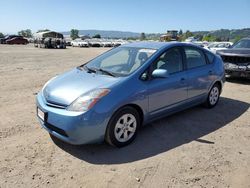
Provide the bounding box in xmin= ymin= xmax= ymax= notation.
xmin=147 ymin=47 xmax=188 ymax=115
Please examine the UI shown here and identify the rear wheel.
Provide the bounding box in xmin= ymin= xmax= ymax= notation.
xmin=204 ymin=83 xmax=221 ymax=108
xmin=105 ymin=106 xmax=140 ymax=147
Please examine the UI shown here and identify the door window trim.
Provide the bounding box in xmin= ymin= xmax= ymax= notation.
xmin=141 ymin=46 xmax=185 ymax=80
xmin=183 ymin=46 xmax=209 ymax=70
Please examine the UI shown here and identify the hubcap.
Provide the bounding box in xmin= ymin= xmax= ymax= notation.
xmin=114 ymin=114 xmax=137 ymax=142
xmin=209 ymin=87 xmax=219 ymax=105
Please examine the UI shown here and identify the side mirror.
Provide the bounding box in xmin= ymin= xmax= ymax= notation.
xmin=140 ymin=72 xmax=148 ymax=81
xmin=152 ymin=69 xmax=169 ymax=78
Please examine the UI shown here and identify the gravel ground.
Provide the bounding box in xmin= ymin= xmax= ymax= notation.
xmin=0 ymin=44 xmax=249 ymax=188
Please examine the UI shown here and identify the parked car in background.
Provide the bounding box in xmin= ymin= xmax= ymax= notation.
xmin=6 ymin=37 xmax=28 ymax=45
xmin=206 ymin=42 xmax=233 ymax=54
xmin=65 ymin=39 xmax=72 ymax=46
xmin=0 ymin=37 xmax=4 ymax=44
xmin=88 ymin=39 xmax=102 ymax=47
xmin=217 ymin=38 xmax=250 ymax=78
xmin=71 ymin=39 xmax=89 ymax=47
xmin=1 ymin=35 xmax=22 ymax=44
xmin=100 ymin=39 xmax=113 ymax=47
xmin=112 ymin=39 xmax=128 ymax=47
xmin=36 ymin=42 xmax=225 ymax=147
xmin=34 ymin=31 xmax=66 ymax=49
xmin=192 ymin=41 xmax=204 ymax=48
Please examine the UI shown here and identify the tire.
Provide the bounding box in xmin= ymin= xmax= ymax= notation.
xmin=105 ymin=106 xmax=140 ymax=147
xmin=204 ymin=83 xmax=221 ymax=108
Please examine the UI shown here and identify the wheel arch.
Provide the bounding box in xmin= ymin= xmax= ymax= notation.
xmin=110 ymin=103 xmax=144 ymax=127
xmin=208 ymin=80 xmax=223 ymax=94
xmin=213 ymin=80 xmax=223 ymax=94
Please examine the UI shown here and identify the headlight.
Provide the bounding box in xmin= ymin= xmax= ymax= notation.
xmin=247 ymin=65 xmax=250 ymax=69
xmin=225 ymin=63 xmax=238 ymax=69
xmin=67 ymin=88 xmax=110 ymax=112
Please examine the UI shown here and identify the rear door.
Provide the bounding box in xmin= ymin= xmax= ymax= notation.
xmin=183 ymin=46 xmax=214 ymax=99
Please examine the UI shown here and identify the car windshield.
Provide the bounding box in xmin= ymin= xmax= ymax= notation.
xmin=232 ymin=39 xmax=250 ymax=49
xmin=84 ymin=46 xmax=157 ymax=76
xmin=208 ymin=43 xmax=218 ymax=48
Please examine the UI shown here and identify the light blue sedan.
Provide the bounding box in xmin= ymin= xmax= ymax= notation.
xmin=36 ymin=42 xmax=225 ymax=147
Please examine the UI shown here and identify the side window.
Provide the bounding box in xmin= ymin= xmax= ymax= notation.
xmin=154 ymin=48 xmax=183 ymax=74
xmin=184 ymin=47 xmax=207 ymax=69
xmin=205 ymin=51 xmax=215 ymax=64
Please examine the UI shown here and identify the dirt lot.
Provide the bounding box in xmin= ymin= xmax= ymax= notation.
xmin=0 ymin=44 xmax=249 ymax=188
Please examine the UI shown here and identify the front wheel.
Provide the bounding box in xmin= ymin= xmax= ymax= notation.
xmin=105 ymin=106 xmax=140 ymax=147
xmin=204 ymin=83 xmax=221 ymax=108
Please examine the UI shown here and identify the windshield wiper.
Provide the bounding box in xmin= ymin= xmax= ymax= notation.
xmin=83 ymin=65 xmax=97 ymax=73
xmin=81 ymin=65 xmax=115 ymax=77
xmin=95 ymin=68 xmax=116 ymax=77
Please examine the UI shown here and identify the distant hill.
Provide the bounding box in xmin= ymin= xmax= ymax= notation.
xmin=61 ymin=30 xmax=140 ymax=39
xmin=193 ymin=28 xmax=250 ymax=40
xmin=61 ymin=28 xmax=250 ymax=40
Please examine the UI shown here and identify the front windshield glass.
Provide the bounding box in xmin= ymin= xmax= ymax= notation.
xmin=233 ymin=39 xmax=250 ymax=49
xmin=208 ymin=43 xmax=217 ymax=48
xmin=85 ymin=46 xmax=157 ymax=76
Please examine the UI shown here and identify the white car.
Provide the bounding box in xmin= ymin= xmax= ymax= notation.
xmin=87 ymin=39 xmax=102 ymax=47
xmin=206 ymin=42 xmax=233 ymax=53
xmin=112 ymin=39 xmax=128 ymax=47
xmin=71 ymin=39 xmax=89 ymax=47
xmin=100 ymin=39 xmax=113 ymax=47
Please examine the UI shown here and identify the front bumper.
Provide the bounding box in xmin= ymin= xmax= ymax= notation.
xmin=36 ymin=92 xmax=109 ymax=145
xmin=225 ymin=68 xmax=250 ymax=78
xmin=224 ymin=63 xmax=250 ymax=78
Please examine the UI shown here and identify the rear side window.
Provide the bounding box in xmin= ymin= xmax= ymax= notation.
xmin=205 ymin=51 xmax=215 ymax=64
xmin=184 ymin=47 xmax=207 ymax=69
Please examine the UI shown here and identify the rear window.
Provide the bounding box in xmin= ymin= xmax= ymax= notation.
xmin=205 ymin=51 xmax=215 ymax=64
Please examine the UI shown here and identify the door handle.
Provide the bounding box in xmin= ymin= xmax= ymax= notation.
xmin=208 ymin=70 xmax=213 ymax=75
xmin=180 ymin=78 xmax=186 ymax=84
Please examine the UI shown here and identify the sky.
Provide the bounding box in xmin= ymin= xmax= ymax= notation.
xmin=0 ymin=0 xmax=250 ymax=34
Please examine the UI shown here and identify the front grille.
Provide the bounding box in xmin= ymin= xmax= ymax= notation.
xmin=46 ymin=101 xmax=67 ymax=109
xmin=44 ymin=122 xmax=68 ymax=137
xmin=221 ymin=55 xmax=250 ymax=65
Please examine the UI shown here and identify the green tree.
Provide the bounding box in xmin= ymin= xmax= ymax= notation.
xmin=194 ymin=34 xmax=203 ymax=41
xmin=185 ymin=30 xmax=194 ymax=38
xmin=37 ymin=29 xmax=50 ymax=33
xmin=234 ymin=36 xmax=242 ymax=43
xmin=202 ymin=34 xmax=216 ymax=42
xmin=0 ymin=32 xmax=4 ymax=38
xmin=92 ymin=34 xmax=101 ymax=38
xmin=18 ymin=29 xmax=32 ymax=38
xmin=140 ymin=32 xmax=146 ymax=40
xmin=70 ymin=29 xmax=79 ymax=40
xmin=178 ymin=29 xmax=183 ymax=36
xmin=180 ymin=30 xmax=194 ymax=41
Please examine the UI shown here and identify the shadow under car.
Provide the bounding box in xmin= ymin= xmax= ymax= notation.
xmin=51 ymin=97 xmax=249 ymax=164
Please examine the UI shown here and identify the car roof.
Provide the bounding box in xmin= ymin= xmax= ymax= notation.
xmin=122 ymin=42 xmax=177 ymax=50
xmin=240 ymin=38 xmax=250 ymax=40
xmin=122 ymin=41 xmax=203 ymax=50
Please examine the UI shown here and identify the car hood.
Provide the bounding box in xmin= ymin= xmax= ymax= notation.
xmin=43 ymin=68 xmax=122 ymax=106
xmin=217 ymin=48 xmax=250 ymax=57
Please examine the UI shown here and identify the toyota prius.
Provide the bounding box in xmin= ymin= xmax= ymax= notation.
xmin=36 ymin=42 xmax=225 ymax=147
